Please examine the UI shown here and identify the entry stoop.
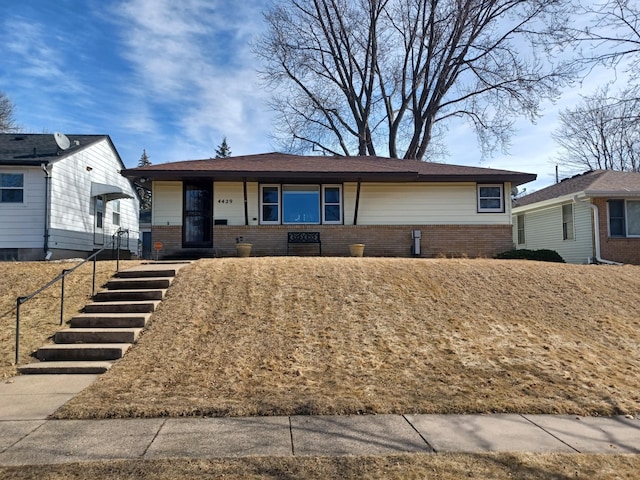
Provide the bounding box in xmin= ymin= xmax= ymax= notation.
xmin=18 ymin=262 xmax=189 ymax=375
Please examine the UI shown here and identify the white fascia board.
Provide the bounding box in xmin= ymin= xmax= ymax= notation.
xmin=512 ymin=191 xmax=587 ymax=214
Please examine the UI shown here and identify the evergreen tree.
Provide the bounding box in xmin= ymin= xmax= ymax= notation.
xmin=136 ymin=149 xmax=152 ymax=210
xmin=215 ymin=137 xmax=232 ymax=158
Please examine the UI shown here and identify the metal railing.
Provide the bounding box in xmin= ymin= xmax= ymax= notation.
xmin=14 ymin=228 xmax=130 ymax=364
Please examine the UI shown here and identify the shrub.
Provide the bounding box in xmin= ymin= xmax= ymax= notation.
xmin=495 ymin=249 xmax=565 ymax=263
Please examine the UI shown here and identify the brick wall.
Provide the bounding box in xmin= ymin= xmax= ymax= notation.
xmin=593 ymin=198 xmax=640 ymax=265
xmin=151 ymin=224 xmax=514 ymax=259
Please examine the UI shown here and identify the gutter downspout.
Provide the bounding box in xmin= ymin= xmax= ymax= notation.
xmin=41 ymin=163 xmax=52 ymax=260
xmin=574 ymin=196 xmax=622 ymax=265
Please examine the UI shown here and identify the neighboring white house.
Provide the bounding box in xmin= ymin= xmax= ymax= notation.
xmin=122 ymin=153 xmax=536 ymax=258
xmin=512 ymin=170 xmax=640 ymax=265
xmin=0 ymin=133 xmax=140 ymax=261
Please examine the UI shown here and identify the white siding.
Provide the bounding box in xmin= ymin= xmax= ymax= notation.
xmin=0 ymin=166 xmax=46 ymax=248
xmin=514 ymin=201 xmax=593 ymax=264
xmin=355 ymin=183 xmax=511 ymax=225
xmin=213 ymin=182 xmax=247 ymax=225
xmin=153 ymin=181 xmax=182 ymax=226
xmin=48 ymin=138 xmax=139 ymax=253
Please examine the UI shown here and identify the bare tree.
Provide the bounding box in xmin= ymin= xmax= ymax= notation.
xmin=0 ymin=92 xmax=19 ymax=133
xmin=256 ymin=0 xmax=573 ymax=160
xmin=568 ymin=0 xmax=640 ymax=79
xmin=553 ymin=85 xmax=640 ymax=173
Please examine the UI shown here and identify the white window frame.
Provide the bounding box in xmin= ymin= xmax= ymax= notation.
xmin=0 ymin=172 xmax=24 ymax=204
xmin=322 ymin=184 xmax=343 ymax=224
xmin=259 ymin=184 xmax=281 ymax=225
xmin=112 ymin=199 xmax=121 ymax=226
xmin=477 ymin=184 xmax=504 ymax=213
xmin=516 ymin=214 xmax=525 ymax=245
xmin=562 ymin=203 xmax=574 ymax=241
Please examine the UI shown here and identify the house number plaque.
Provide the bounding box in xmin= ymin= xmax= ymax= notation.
xmin=217 ymin=199 xmax=233 ymax=204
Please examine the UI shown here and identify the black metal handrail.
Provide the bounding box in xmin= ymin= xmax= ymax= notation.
xmin=14 ymin=228 xmax=130 ymax=364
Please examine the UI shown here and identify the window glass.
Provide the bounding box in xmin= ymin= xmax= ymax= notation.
xmin=608 ymin=200 xmax=625 ymax=237
xmin=262 ymin=186 xmax=279 ymax=204
xmin=112 ymin=200 xmax=121 ymax=226
xmin=517 ymin=214 xmax=525 ymax=245
xmin=627 ymin=200 xmax=640 ymax=236
xmin=562 ymin=204 xmax=574 ymax=240
xmin=478 ymin=185 xmax=503 ymax=212
xmin=96 ymin=197 xmax=103 ymax=228
xmin=323 ymin=185 xmax=342 ymax=223
xmin=0 ymin=173 xmax=24 ymax=203
xmin=283 ymin=185 xmax=320 ymax=224
xmin=260 ymin=185 xmax=280 ymax=223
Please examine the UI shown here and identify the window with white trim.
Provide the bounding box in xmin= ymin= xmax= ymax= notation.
xmin=112 ymin=200 xmax=121 ymax=226
xmin=608 ymin=199 xmax=640 ymax=237
xmin=516 ymin=214 xmax=525 ymax=245
xmin=259 ymin=184 xmax=343 ymax=225
xmin=0 ymin=173 xmax=24 ymax=203
xmin=260 ymin=185 xmax=280 ymax=224
xmin=322 ymin=185 xmax=342 ymax=224
xmin=477 ymin=184 xmax=504 ymax=212
xmin=562 ymin=203 xmax=574 ymax=240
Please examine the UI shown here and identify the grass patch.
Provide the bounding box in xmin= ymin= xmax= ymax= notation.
xmin=0 ymin=260 xmax=142 ymax=379
xmin=1 ymin=454 xmax=640 ymax=479
xmin=47 ymin=257 xmax=640 ymax=419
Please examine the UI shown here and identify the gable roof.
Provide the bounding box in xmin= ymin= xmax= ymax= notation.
xmin=121 ymin=152 xmax=536 ymax=186
xmin=515 ymin=170 xmax=640 ymax=207
xmin=0 ymin=133 xmax=112 ymax=166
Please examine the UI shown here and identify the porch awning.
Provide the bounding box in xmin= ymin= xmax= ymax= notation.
xmin=90 ymin=182 xmax=133 ymax=201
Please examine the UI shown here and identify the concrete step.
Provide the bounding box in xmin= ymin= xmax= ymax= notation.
xmin=105 ymin=277 xmax=172 ymax=290
xmin=54 ymin=328 xmax=142 ymax=344
xmin=116 ymin=269 xmax=178 ymax=278
xmin=83 ymin=300 xmax=160 ymax=314
xmin=70 ymin=313 xmax=151 ymax=328
xmin=93 ymin=289 xmax=166 ymax=302
xmin=36 ymin=343 xmax=131 ymax=362
xmin=18 ymin=361 xmax=114 ymax=374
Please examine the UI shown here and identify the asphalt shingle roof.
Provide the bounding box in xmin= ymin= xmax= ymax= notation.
xmin=0 ymin=133 xmax=108 ymax=166
xmin=515 ymin=170 xmax=640 ymax=207
xmin=122 ymin=152 xmax=536 ymax=186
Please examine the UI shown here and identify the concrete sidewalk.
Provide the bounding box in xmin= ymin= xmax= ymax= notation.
xmin=1 ymin=375 xmax=639 ymax=466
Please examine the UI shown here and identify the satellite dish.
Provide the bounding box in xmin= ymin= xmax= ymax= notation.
xmin=53 ymin=132 xmax=71 ymax=150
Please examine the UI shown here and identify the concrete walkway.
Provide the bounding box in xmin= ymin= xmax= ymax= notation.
xmin=1 ymin=375 xmax=639 ymax=466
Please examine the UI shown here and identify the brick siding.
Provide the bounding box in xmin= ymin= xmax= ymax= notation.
xmin=592 ymin=198 xmax=640 ymax=265
xmin=151 ymin=224 xmax=513 ymax=259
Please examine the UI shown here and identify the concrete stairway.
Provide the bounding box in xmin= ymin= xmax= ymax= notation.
xmin=18 ymin=263 xmax=187 ymax=375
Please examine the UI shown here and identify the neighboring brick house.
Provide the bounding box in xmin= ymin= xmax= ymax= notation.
xmin=512 ymin=170 xmax=640 ymax=265
xmin=121 ymin=153 xmax=535 ymax=258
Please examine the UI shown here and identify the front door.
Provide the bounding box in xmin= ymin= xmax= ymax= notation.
xmin=183 ymin=182 xmax=213 ymax=248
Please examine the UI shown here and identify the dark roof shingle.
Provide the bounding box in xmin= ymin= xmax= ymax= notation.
xmin=515 ymin=170 xmax=640 ymax=207
xmin=0 ymin=133 xmax=108 ymax=166
xmin=122 ymin=152 xmax=536 ymax=185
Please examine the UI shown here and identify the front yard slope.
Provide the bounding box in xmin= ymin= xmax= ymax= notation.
xmin=54 ymin=258 xmax=640 ymax=419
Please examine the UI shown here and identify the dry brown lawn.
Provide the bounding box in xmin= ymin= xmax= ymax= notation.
xmin=1 ymin=453 xmax=640 ymax=479
xmin=0 ymin=260 xmax=142 ymax=379
xmin=50 ymin=257 xmax=640 ymax=419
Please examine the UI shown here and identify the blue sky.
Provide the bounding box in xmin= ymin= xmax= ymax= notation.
xmin=0 ymin=0 xmax=625 ymax=192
